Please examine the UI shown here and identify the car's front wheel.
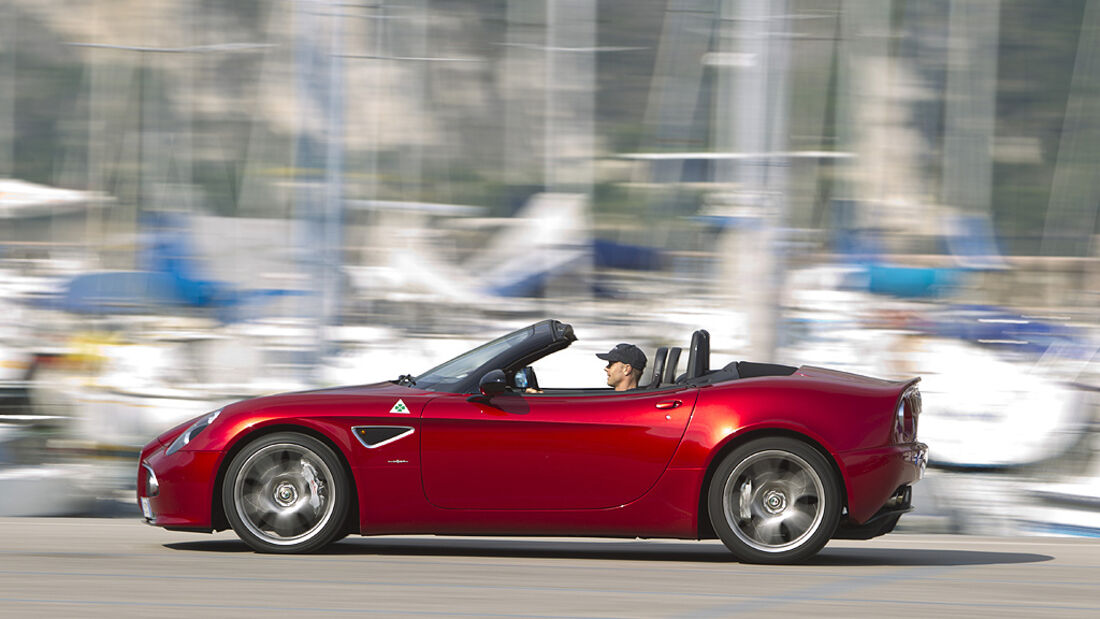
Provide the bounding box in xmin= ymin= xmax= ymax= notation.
xmin=708 ymin=437 xmax=841 ymax=564
xmin=222 ymin=432 xmax=349 ymax=553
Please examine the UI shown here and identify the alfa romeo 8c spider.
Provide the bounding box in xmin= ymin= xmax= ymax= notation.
xmin=138 ymin=319 xmax=927 ymax=564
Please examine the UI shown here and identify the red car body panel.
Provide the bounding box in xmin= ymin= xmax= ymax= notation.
xmin=420 ymin=387 xmax=698 ymax=509
xmin=140 ymin=447 xmax=220 ymax=529
xmin=138 ymin=331 xmax=925 ymax=543
xmin=667 ymin=367 xmax=922 ymax=523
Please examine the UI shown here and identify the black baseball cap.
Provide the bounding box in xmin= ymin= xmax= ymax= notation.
xmin=596 ymin=343 xmax=647 ymax=371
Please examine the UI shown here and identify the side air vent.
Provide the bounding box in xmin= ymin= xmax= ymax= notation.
xmin=353 ymin=426 xmax=415 ymax=449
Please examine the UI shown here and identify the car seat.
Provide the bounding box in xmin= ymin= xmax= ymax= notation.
xmin=646 ymin=347 xmax=668 ymax=389
xmin=664 ymin=347 xmax=682 ymax=384
xmin=683 ymin=329 xmax=710 ymax=380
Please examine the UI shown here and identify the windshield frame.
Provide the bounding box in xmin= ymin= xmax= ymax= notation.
xmin=413 ymin=327 xmax=536 ymax=392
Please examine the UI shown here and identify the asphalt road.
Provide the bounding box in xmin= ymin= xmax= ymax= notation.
xmin=0 ymin=518 xmax=1097 ymax=618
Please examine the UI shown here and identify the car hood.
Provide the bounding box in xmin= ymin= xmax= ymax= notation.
xmin=160 ymin=381 xmax=440 ymax=453
xmin=217 ymin=381 xmax=436 ymax=419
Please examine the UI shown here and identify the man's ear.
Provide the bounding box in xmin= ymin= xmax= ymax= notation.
xmin=623 ymin=363 xmax=634 ymax=377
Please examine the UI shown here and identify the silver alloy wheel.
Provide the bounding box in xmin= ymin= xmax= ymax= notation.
xmin=232 ymin=442 xmax=337 ymax=546
xmin=721 ymin=449 xmax=826 ymax=553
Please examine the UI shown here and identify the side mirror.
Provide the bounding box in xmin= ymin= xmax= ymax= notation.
xmin=478 ymin=369 xmax=508 ymax=398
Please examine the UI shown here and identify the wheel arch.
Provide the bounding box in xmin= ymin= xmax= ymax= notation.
xmin=211 ymin=423 xmax=360 ymax=536
xmin=695 ymin=427 xmax=848 ymax=540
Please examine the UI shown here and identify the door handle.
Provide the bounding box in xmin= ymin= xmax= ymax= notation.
xmin=655 ymin=400 xmax=682 ymax=410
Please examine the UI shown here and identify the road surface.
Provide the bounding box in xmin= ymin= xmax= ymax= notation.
xmin=0 ymin=518 xmax=1096 ymax=617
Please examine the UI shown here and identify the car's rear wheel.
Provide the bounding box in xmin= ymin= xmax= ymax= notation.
xmin=222 ymin=432 xmax=348 ymax=553
xmin=708 ymin=437 xmax=841 ymax=564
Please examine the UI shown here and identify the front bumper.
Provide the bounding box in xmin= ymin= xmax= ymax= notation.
xmin=137 ymin=441 xmax=222 ymax=530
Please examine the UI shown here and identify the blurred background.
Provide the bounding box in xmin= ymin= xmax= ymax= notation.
xmin=1 ymin=0 xmax=1099 ymax=537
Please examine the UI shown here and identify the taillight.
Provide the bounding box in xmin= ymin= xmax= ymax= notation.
xmin=909 ymin=389 xmax=921 ymax=438
xmin=895 ymin=388 xmax=920 ymax=443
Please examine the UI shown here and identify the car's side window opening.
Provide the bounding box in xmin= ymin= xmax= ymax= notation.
xmin=508 ymin=341 xmax=693 ymax=395
xmin=512 ymin=361 xmax=684 ymax=396
xmin=520 ymin=355 xmax=605 ymax=391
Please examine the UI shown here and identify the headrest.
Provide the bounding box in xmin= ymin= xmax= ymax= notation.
xmin=648 ymin=346 xmax=668 ymax=388
xmin=686 ymin=329 xmax=710 ymax=378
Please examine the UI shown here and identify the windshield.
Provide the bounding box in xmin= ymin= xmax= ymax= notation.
xmin=413 ymin=325 xmax=535 ymax=391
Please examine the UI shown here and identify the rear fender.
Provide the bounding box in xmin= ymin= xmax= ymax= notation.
xmin=694 ymin=426 xmax=848 ymax=539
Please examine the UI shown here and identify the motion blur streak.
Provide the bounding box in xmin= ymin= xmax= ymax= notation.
xmin=0 ymin=0 xmax=1098 ymax=545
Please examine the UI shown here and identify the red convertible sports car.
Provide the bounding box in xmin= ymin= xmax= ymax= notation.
xmin=138 ymin=319 xmax=927 ymax=564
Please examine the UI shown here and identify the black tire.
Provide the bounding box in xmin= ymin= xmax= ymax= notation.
xmin=707 ymin=437 xmax=842 ymax=564
xmin=222 ymin=432 xmax=349 ymax=553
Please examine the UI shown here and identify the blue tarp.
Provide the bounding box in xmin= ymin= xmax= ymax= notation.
xmin=593 ymin=239 xmax=664 ymax=271
xmin=34 ymin=212 xmax=303 ymax=322
xmin=865 ymin=264 xmax=961 ymax=298
xmin=926 ymin=304 xmax=1088 ymax=356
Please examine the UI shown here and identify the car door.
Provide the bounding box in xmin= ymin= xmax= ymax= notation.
xmin=420 ymin=387 xmax=698 ymax=509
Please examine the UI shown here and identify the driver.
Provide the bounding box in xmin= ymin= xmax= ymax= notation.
xmin=597 ymin=343 xmax=647 ymax=391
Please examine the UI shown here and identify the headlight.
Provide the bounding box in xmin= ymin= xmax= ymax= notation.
xmin=142 ymin=463 xmax=159 ymax=496
xmin=165 ymin=409 xmax=222 ymax=455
